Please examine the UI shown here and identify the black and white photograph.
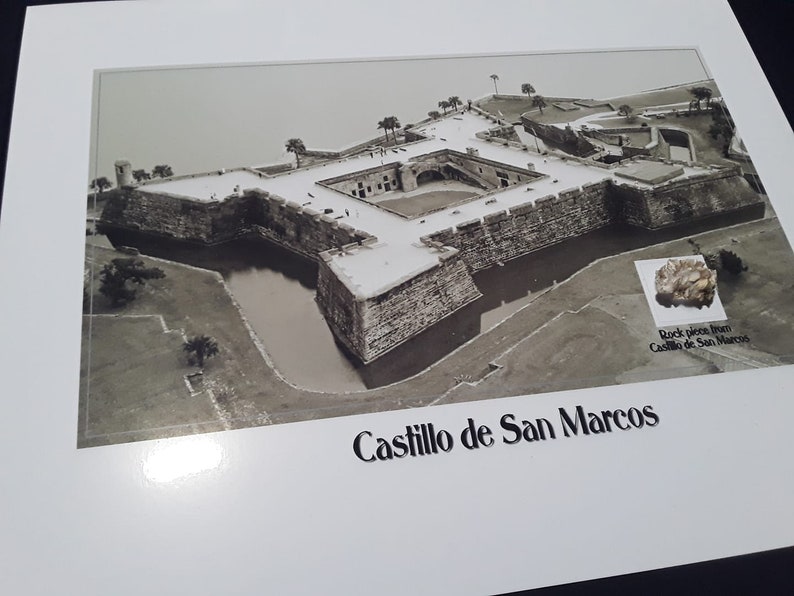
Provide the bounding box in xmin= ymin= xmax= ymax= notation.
xmin=80 ymin=48 xmax=794 ymax=448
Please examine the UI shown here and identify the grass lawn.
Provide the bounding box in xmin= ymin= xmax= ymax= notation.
xmin=79 ymin=245 xmax=300 ymax=446
xmin=378 ymin=189 xmax=477 ymax=218
xmin=79 ymin=315 xmax=219 ymax=443
xmin=474 ymin=301 xmax=714 ymax=397
xmin=662 ymin=112 xmax=738 ymax=166
xmin=479 ymin=96 xmax=610 ymax=125
xmin=439 ymin=217 xmax=794 ymax=403
xmin=479 ymin=81 xmax=722 ymax=126
xmin=607 ymin=80 xmax=720 ymax=111
xmin=690 ymin=223 xmax=794 ymax=359
xmin=477 ymin=97 xmax=535 ymax=122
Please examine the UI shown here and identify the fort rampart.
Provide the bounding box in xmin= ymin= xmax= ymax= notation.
xmin=99 ymin=187 xmax=372 ymax=258
xmin=99 ymin=163 xmax=763 ymax=365
xmin=99 ymin=187 xmax=245 ymax=243
xmin=421 ymin=168 xmax=763 ymax=273
xmin=422 ymin=180 xmax=614 ymax=271
xmin=610 ymin=165 xmax=762 ymax=229
xmin=317 ymin=248 xmax=481 ymax=363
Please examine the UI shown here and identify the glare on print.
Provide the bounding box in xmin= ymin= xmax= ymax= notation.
xmin=142 ymin=436 xmax=224 ymax=483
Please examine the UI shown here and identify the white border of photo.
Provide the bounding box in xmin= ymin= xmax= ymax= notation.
xmin=3 ymin=1 xmax=794 ymax=595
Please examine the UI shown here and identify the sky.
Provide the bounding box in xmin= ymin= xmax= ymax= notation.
xmin=88 ymin=48 xmax=709 ymax=181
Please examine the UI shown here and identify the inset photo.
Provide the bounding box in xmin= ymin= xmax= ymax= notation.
xmin=635 ymin=256 xmax=727 ymax=327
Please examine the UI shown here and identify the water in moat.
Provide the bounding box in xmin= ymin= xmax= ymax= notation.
xmin=105 ymin=207 xmax=762 ymax=392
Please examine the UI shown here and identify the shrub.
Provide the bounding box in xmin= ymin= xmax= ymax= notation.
xmin=99 ymin=257 xmax=165 ymax=306
xmin=718 ymin=250 xmax=747 ymax=275
xmin=688 ymin=239 xmax=747 ymax=276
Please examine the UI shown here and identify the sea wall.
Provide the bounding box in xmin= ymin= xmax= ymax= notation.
xmin=424 ymin=180 xmax=614 ymax=271
xmin=317 ymin=248 xmax=482 ymax=363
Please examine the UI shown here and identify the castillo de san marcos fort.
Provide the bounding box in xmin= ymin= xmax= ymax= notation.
xmin=96 ymin=84 xmax=764 ymax=367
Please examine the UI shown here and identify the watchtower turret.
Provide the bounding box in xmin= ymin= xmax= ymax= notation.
xmin=114 ymin=159 xmax=133 ymax=187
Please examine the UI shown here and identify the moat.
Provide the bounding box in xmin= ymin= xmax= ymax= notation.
xmin=106 ymin=207 xmax=760 ymax=392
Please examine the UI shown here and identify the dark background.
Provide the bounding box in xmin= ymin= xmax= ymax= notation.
xmin=1 ymin=1 xmax=792 ymax=594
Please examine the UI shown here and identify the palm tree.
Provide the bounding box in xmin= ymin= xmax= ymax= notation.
xmin=385 ymin=116 xmax=401 ymax=142
xmin=152 ymin=164 xmax=173 ymax=178
xmin=183 ymin=335 xmax=219 ymax=368
xmin=521 ymin=83 xmax=535 ymax=99
xmin=701 ymin=87 xmax=713 ymax=109
xmin=532 ymin=95 xmax=547 ymax=115
xmin=428 ymin=110 xmax=441 ymax=120
xmin=377 ymin=119 xmax=390 ymax=143
xmin=438 ymin=99 xmax=450 ymax=115
xmin=490 ymin=74 xmax=500 ymax=95
xmin=285 ymin=138 xmax=306 ymax=168
xmin=448 ymin=96 xmax=461 ymax=111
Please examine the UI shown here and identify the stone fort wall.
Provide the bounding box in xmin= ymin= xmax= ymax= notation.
xmin=100 ymin=187 xmax=373 ymax=258
xmin=421 ymin=167 xmax=763 ymax=273
xmin=423 ymin=180 xmax=614 ymax=271
xmin=99 ymin=187 xmax=245 ymax=244
xmin=243 ymin=189 xmax=373 ymax=260
xmin=319 ymin=163 xmax=403 ymax=200
xmin=317 ymin=248 xmax=482 ymax=363
xmin=610 ymin=165 xmax=763 ymax=229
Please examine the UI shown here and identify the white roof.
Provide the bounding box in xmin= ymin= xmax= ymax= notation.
xmin=138 ymin=111 xmax=712 ymax=298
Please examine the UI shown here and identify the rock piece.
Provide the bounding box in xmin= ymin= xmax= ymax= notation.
xmin=654 ymin=258 xmax=717 ymax=308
